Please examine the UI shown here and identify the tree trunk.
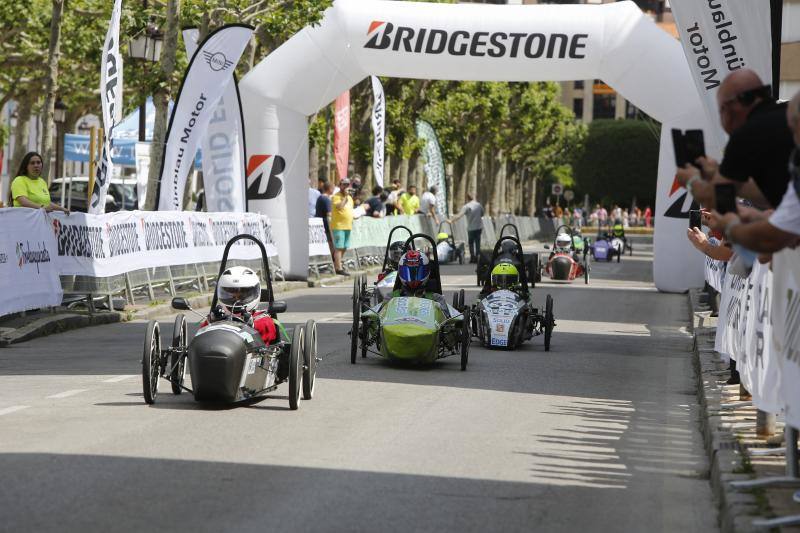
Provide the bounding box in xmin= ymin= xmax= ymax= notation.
xmin=309 ymin=143 xmax=319 ymax=184
xmin=11 ymin=97 xmax=35 ymax=178
xmin=445 ymin=161 xmax=454 ymax=215
xmin=399 ymin=158 xmax=409 ymax=189
xmin=41 ymin=0 xmax=64 ymax=183
xmin=144 ymin=0 xmax=181 ymax=210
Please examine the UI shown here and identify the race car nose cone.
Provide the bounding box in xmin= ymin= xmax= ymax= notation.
xmin=189 ymin=329 xmax=247 ymax=402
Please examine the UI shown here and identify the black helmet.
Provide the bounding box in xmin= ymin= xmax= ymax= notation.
xmin=387 ymin=241 xmax=407 ymax=269
xmin=500 ymin=240 xmax=517 ymax=256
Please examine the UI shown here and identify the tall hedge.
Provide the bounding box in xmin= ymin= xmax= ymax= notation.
xmin=574 ymin=119 xmax=661 ymax=207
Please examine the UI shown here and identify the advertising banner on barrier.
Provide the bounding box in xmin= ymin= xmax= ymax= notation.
xmin=51 ymin=210 xmax=277 ymax=278
xmin=370 ymin=76 xmax=385 ymax=188
xmin=740 ymin=261 xmax=782 ymax=413
xmin=184 ymin=28 xmax=247 ymax=213
xmin=0 ymin=209 xmax=63 ymax=315
xmin=157 ymin=24 xmax=253 ymax=211
xmin=715 ymin=271 xmax=748 ymax=361
xmin=309 ymin=218 xmax=331 ymax=257
xmin=90 ymin=0 xmax=124 ymax=214
xmin=670 ymin=0 xmax=773 ymax=147
xmin=704 ymin=256 xmax=726 ymax=292
xmin=771 ymin=247 xmax=800 ymax=427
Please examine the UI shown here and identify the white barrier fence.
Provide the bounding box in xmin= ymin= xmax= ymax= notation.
xmin=709 ymin=248 xmax=800 ymax=443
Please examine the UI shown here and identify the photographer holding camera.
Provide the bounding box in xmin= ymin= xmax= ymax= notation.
xmin=676 ymin=70 xmax=795 ymax=210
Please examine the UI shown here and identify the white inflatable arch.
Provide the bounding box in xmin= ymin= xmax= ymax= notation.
xmin=240 ymin=0 xmax=712 ymax=292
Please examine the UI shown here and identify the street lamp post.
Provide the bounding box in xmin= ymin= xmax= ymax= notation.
xmin=128 ymin=10 xmax=163 ymax=142
xmin=53 ymin=99 xmax=67 ymax=184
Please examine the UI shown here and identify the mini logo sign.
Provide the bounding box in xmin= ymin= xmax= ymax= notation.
xmin=246 ymin=155 xmax=285 ymax=201
xmin=0 ymin=251 xmax=7 ymax=264
xmin=203 ymin=51 xmax=233 ymax=72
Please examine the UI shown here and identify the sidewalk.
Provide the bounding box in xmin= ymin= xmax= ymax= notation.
xmin=688 ymin=289 xmax=800 ymax=532
xmin=0 ymin=267 xmax=378 ymax=348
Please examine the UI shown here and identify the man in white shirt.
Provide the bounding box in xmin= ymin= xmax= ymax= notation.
xmin=419 ymin=186 xmax=440 ymax=225
xmin=308 ymin=178 xmax=321 ymax=217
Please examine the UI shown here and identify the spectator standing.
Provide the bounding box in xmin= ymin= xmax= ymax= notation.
xmin=643 ymin=206 xmax=652 ymax=228
xmin=315 ymin=181 xmax=335 ymax=258
xmin=331 ymin=178 xmax=355 ymax=276
xmin=384 ymin=179 xmax=402 ymax=215
xmin=399 ymin=184 xmax=420 ymax=216
xmin=308 ymin=178 xmax=321 ymax=217
xmin=419 ymin=185 xmax=440 ymax=225
xmin=597 ymin=204 xmax=608 ymax=226
xmin=449 ymin=193 xmax=484 ymax=263
xmin=365 ymin=186 xmax=385 ymax=218
xmin=10 ymin=151 xmax=69 ymax=213
xmin=553 ymin=204 xmax=564 ymax=227
xmin=573 ymin=207 xmax=583 ymax=230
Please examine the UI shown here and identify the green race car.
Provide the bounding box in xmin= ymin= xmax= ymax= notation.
xmin=350 ymin=233 xmax=470 ymax=370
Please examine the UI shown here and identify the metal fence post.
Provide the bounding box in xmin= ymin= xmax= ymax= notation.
xmin=756 ymin=410 xmax=776 ymax=437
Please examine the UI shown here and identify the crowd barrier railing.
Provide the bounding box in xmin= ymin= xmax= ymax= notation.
xmin=0 ymin=207 xmax=555 ymax=317
xmin=702 ymin=247 xmax=800 ymax=528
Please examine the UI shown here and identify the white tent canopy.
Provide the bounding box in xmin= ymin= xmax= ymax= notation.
xmin=240 ymin=0 xmax=713 ymax=290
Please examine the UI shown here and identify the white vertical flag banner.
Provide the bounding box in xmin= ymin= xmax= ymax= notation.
xmin=89 ymin=0 xmax=124 ymax=214
xmin=157 ymin=24 xmax=254 ymax=211
xmin=370 ymin=75 xmax=386 ymax=188
xmin=183 ymin=28 xmax=248 ymax=212
xmin=416 ymin=119 xmax=448 ymax=217
xmin=669 ymin=0 xmax=773 ymax=147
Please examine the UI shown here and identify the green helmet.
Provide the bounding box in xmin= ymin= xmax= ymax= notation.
xmin=491 ymin=262 xmax=519 ymax=290
xmin=613 ymin=224 xmax=624 ymax=237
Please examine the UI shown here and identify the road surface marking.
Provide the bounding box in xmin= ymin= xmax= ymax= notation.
xmin=47 ymin=389 xmax=89 ymax=399
xmin=0 ymin=405 xmax=30 ymax=416
xmin=103 ymin=375 xmax=136 ymax=383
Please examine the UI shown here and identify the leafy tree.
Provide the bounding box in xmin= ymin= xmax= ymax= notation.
xmin=573 ymin=119 xmax=661 ymax=207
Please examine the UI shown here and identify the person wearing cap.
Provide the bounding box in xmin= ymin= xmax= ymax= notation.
xmin=331 ymin=178 xmax=355 ymax=276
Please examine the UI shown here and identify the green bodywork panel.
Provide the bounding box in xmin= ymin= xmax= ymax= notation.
xmin=572 ymin=235 xmax=585 ymax=251
xmin=363 ymin=296 xmax=459 ymax=362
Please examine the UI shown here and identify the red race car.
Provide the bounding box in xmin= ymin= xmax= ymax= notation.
xmin=542 ymin=225 xmax=590 ymax=284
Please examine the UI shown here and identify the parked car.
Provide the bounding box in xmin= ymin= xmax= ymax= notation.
xmin=49 ymin=176 xmax=138 ymax=212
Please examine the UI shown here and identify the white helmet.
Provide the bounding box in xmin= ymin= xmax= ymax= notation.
xmin=217 ymin=266 xmax=261 ymax=314
xmin=555 ymin=233 xmax=572 ymax=251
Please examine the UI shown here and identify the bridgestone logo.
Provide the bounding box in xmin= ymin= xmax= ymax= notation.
xmin=144 ymin=221 xmax=188 ymax=251
xmin=57 ymin=224 xmax=106 ymax=259
xmin=365 ymin=21 xmax=588 ymax=59
xmin=108 ymin=222 xmax=141 ymax=258
xmin=240 ymin=221 xmax=261 ymax=246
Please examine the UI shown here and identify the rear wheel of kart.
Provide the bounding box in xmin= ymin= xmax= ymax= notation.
xmin=302 ymin=320 xmax=316 ymax=400
xmin=350 ymin=297 xmax=360 ymax=365
xmin=289 ymin=325 xmax=303 ymax=410
xmin=617 ymin=247 xmax=622 ymax=263
xmin=458 ymin=248 xmax=464 ymax=265
xmin=629 ymin=242 xmax=634 ymax=256
xmin=142 ymin=321 xmax=160 ymax=405
xmin=352 ymin=276 xmax=361 ymax=314
xmin=458 ymin=289 xmax=465 ymax=312
xmin=544 ymin=295 xmax=554 ymax=352
xmin=170 ymin=314 xmax=187 ymax=395
xmin=461 ymin=308 xmax=470 ymax=371
xmin=584 ymin=255 xmax=590 ymax=285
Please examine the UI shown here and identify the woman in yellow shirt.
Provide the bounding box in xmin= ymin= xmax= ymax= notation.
xmin=10 ymin=152 xmax=69 ymax=214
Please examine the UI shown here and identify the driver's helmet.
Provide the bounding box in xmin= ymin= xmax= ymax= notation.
xmin=387 ymin=241 xmax=407 ymax=269
xmin=436 ymin=232 xmax=449 ymax=243
xmin=217 ymin=266 xmax=261 ymax=314
xmin=612 ymin=223 xmax=624 ymax=237
xmin=500 ymin=240 xmax=517 ymax=256
xmin=491 ymin=261 xmax=519 ymax=290
xmin=398 ymin=250 xmax=430 ymax=291
xmin=555 ymin=233 xmax=572 ymax=252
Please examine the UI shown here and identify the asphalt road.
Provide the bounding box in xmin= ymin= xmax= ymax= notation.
xmin=0 ymin=237 xmax=717 ymax=533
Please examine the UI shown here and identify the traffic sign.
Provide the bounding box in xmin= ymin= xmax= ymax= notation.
xmin=564 ymin=190 xmax=574 ymax=202
xmin=551 ymin=183 xmax=563 ymax=196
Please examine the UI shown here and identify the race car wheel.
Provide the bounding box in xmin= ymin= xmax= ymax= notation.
xmin=350 ymin=298 xmax=360 ymax=365
xmin=617 ymin=248 xmax=621 ymax=263
xmin=544 ymin=295 xmax=554 ymax=352
xmin=584 ymin=255 xmax=590 ymax=285
xmin=289 ymin=325 xmax=303 ymax=410
xmin=142 ymin=320 xmax=160 ymax=405
xmin=460 ymin=308 xmax=470 ymax=371
xmin=170 ymin=314 xmax=187 ymax=395
xmin=458 ymin=289 xmax=465 ymax=312
xmin=629 ymin=242 xmax=633 ymax=256
xmin=458 ymin=248 xmax=464 ymax=265
xmin=352 ymin=276 xmax=361 ymax=314
xmin=302 ymin=320 xmax=316 ymax=400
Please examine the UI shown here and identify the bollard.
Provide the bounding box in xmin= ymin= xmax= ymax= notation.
xmin=756 ymin=410 xmax=776 ymax=437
